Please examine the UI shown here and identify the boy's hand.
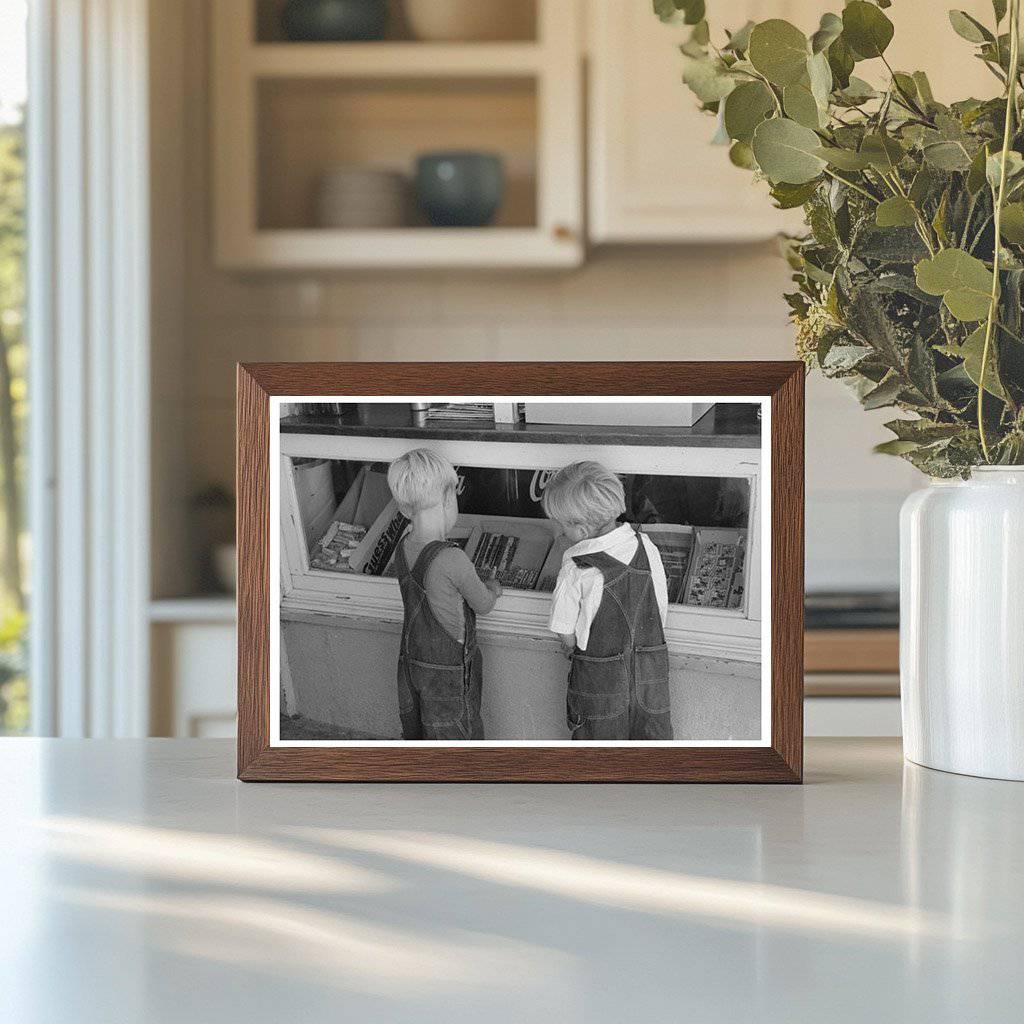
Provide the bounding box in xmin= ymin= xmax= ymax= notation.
xmin=557 ymin=633 xmax=575 ymax=658
xmin=485 ymin=578 xmax=503 ymax=599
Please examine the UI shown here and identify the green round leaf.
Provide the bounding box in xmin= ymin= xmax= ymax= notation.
xmin=783 ymin=83 xmax=821 ymax=129
xmin=860 ymin=133 xmax=905 ymax=172
xmin=654 ymin=0 xmax=705 ymax=25
xmin=723 ymin=81 xmax=775 ymax=143
xmin=842 ymin=1 xmax=894 ymax=59
xmin=807 ymin=51 xmax=833 ymax=109
xmin=828 ymin=35 xmax=855 ymax=88
xmin=814 ymin=145 xmax=871 ymax=171
xmin=999 ymin=202 xmax=1024 ymax=243
xmin=912 ymin=71 xmax=935 ymax=104
xmin=923 ymin=141 xmax=973 ymax=171
xmin=811 ymin=12 xmax=843 ymax=54
xmin=770 ymin=179 xmax=820 ymax=209
xmin=724 ymin=20 xmax=755 ymax=54
xmin=748 ymin=19 xmax=810 ymax=86
xmin=729 ymin=140 xmax=758 ymax=170
xmin=986 ymin=150 xmax=1024 ymax=189
xmin=915 ymin=249 xmax=994 ymax=322
xmin=958 ymin=325 xmax=1007 ymax=398
xmin=681 ymin=0 xmax=705 ymax=25
xmin=874 ymin=439 xmax=922 ymax=456
xmin=752 ymin=117 xmax=827 ymax=184
xmin=948 ymin=10 xmax=993 ymax=44
xmin=875 ymin=196 xmax=918 ymax=228
xmin=836 ymin=76 xmax=877 ymax=105
xmin=681 ymin=55 xmax=736 ymax=103
xmin=967 ymin=143 xmax=994 ymax=194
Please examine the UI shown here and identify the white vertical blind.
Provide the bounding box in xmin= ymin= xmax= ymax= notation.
xmin=28 ymin=0 xmax=150 ymax=737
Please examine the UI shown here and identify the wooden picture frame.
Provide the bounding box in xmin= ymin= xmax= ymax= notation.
xmin=238 ymin=362 xmax=804 ymax=782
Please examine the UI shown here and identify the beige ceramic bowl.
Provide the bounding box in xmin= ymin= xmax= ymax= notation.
xmin=404 ymin=0 xmax=534 ymax=42
xmin=314 ymin=168 xmax=409 ymax=228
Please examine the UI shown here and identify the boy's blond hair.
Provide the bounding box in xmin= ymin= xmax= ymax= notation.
xmin=541 ymin=461 xmax=626 ymax=531
xmin=387 ymin=448 xmax=459 ymax=516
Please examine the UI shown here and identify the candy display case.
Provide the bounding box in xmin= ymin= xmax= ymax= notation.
xmin=277 ymin=408 xmax=764 ymax=664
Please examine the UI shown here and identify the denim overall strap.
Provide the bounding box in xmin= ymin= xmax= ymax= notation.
xmin=392 ymin=529 xmax=412 ymax=579
xmin=571 ymin=549 xmax=629 ymax=580
xmin=396 ymin=539 xmax=460 ymax=662
xmin=627 ymin=524 xmax=651 ymax=571
xmin=409 ymin=539 xmax=452 ymax=590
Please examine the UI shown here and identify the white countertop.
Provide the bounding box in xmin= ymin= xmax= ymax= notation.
xmin=2 ymin=738 xmax=1022 ymax=1023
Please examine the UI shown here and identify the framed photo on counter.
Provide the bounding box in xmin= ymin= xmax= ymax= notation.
xmin=237 ymin=362 xmax=804 ymax=782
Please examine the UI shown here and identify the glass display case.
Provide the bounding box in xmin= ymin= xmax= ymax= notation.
xmin=278 ymin=414 xmax=763 ymax=662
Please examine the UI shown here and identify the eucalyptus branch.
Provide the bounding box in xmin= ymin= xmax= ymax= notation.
xmin=821 ymin=167 xmax=880 ymax=204
xmin=979 ymin=0 xmax=1021 ymax=462
xmin=750 ymin=68 xmax=783 ymax=116
xmin=981 ymin=59 xmax=1009 ymax=87
xmin=880 ymin=54 xmax=929 ymax=120
xmin=665 ymin=2 xmax=1024 ymax=473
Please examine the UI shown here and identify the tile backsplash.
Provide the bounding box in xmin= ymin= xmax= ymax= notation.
xmin=174 ymin=246 xmax=918 ymax=595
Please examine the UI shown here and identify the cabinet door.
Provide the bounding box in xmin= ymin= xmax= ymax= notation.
xmin=588 ymin=1 xmax=1003 ymax=244
xmin=588 ymin=0 xmax=814 ymax=243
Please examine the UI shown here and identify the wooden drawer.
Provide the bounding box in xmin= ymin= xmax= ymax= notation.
xmin=805 ymin=629 xmax=899 ymax=674
xmin=804 ymin=629 xmax=900 ymax=698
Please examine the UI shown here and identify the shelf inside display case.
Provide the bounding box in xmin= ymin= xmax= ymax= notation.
xmin=288 ymin=458 xmax=750 ymax=611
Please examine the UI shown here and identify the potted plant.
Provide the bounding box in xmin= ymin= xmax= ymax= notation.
xmin=660 ymin=0 xmax=1024 ymax=779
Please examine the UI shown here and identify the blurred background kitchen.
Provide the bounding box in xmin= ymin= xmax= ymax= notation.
xmin=0 ymin=0 xmax=997 ymax=740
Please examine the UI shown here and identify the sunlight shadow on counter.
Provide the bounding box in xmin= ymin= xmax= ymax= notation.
xmin=290 ymin=827 xmax=959 ymax=942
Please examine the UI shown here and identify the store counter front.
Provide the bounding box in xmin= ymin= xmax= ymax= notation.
xmin=277 ymin=405 xmax=765 ymax=741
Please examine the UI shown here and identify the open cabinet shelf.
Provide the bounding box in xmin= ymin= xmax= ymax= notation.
xmin=212 ymin=0 xmax=583 ymax=269
xmin=248 ymin=42 xmax=546 ymax=78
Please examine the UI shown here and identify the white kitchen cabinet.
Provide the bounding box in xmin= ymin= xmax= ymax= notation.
xmin=211 ymin=0 xmax=584 ymax=269
xmin=150 ymin=600 xmax=237 ymax=737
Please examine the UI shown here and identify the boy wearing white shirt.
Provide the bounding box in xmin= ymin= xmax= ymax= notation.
xmin=542 ymin=462 xmax=673 ymax=741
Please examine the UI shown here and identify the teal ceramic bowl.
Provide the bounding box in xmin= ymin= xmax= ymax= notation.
xmin=415 ymin=152 xmax=505 ymax=228
xmin=280 ymin=0 xmax=388 ymax=42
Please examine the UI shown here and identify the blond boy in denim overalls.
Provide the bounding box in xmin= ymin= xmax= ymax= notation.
xmin=387 ymin=448 xmax=502 ymax=740
xmin=543 ymin=462 xmax=672 ymax=740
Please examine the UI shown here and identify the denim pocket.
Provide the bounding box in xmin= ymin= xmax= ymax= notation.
xmin=568 ymin=653 xmax=628 ymax=723
xmin=634 ymin=643 xmax=671 ymax=714
xmin=408 ymin=659 xmax=467 ymax=736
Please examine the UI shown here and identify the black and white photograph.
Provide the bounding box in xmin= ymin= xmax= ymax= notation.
xmin=271 ymin=396 xmax=770 ymax=746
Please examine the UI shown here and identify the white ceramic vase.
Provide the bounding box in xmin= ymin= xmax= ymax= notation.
xmin=900 ymin=467 xmax=1024 ymax=780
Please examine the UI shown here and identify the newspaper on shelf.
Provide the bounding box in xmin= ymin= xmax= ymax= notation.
xmin=682 ymin=529 xmax=747 ymax=609
xmin=639 ymin=523 xmax=696 ymax=605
